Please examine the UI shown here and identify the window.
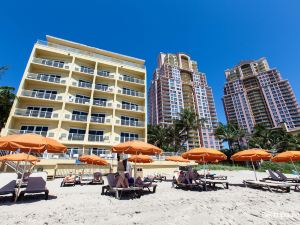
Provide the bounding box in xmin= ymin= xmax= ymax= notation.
xmin=93 ymin=98 xmax=107 ymax=106
xmin=95 ymin=83 xmax=108 ymax=91
xmin=88 ymin=130 xmax=104 ymax=142
xmin=41 ymin=59 xmax=64 ymax=68
xmin=120 ymin=132 xmax=139 ymax=142
xmin=32 ymin=89 xmax=57 ymax=100
xmin=72 ymin=110 xmax=88 ymax=121
xmin=122 ymin=101 xmax=139 ymax=111
xmin=26 ymin=106 xmax=53 ymax=118
xmin=121 ymin=116 xmax=139 ymax=126
xmin=91 ymin=113 xmax=105 ymax=123
xmin=37 ymin=73 xmax=61 ymax=83
xmin=80 ymin=65 xmax=94 ymax=74
xmin=78 ymin=80 xmax=92 ymax=88
xmin=75 ymin=94 xmax=90 ymax=104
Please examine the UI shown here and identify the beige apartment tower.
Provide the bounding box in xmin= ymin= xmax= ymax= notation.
xmin=1 ymin=36 xmax=147 ymax=157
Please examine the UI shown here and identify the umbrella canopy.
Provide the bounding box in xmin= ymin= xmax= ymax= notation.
xmin=79 ymin=155 xmax=108 ymax=166
xmin=272 ymin=151 xmax=300 ymax=163
xmin=230 ymin=149 xmax=272 ymax=161
xmin=165 ymin=156 xmax=190 ymax=163
xmin=0 ymin=134 xmax=67 ymax=153
xmin=112 ymin=141 xmax=163 ymax=155
xmin=182 ymin=148 xmax=227 ymax=161
xmin=195 ymin=159 xmax=219 ymax=164
xmin=0 ymin=153 xmax=39 ymax=162
xmin=128 ymin=155 xmax=153 ymax=163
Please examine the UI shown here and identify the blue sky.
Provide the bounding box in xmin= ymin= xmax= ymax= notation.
xmin=0 ymin=0 xmax=299 ymax=123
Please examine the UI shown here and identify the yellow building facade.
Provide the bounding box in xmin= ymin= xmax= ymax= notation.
xmin=1 ymin=35 xmax=147 ymax=158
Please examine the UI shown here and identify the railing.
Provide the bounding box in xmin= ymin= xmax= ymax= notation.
xmin=32 ymin=57 xmax=70 ymax=69
xmin=95 ymin=84 xmax=108 ymax=91
xmin=37 ymin=40 xmax=145 ymax=69
xmin=21 ymin=90 xmax=59 ymax=101
xmin=19 ymin=130 xmax=48 ymax=137
xmin=120 ymin=137 xmax=144 ymax=143
xmin=71 ymin=114 xmax=88 ymax=122
xmin=120 ymin=120 xmax=144 ymax=127
xmin=120 ymin=75 xmax=145 ymax=84
xmin=27 ymin=73 xmax=65 ymax=84
xmin=93 ymin=100 xmax=107 ymax=107
xmin=14 ymin=108 xmax=54 ymax=119
xmin=68 ymin=133 xmax=85 ymax=141
xmin=97 ymin=70 xmax=115 ymax=78
xmin=88 ymin=135 xmax=104 ymax=142
xmin=90 ymin=116 xmax=105 ymax=123
xmin=78 ymin=82 xmax=92 ymax=89
xmin=77 ymin=67 xmax=94 ymax=74
xmin=121 ymin=89 xmax=144 ymax=97
xmin=120 ymin=104 xmax=144 ymax=112
xmin=75 ymin=98 xmax=90 ymax=104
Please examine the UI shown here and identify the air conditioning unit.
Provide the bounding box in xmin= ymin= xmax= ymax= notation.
xmin=116 ymin=120 xmax=120 ymax=124
xmin=57 ymin=96 xmax=63 ymax=101
xmin=108 ymin=87 xmax=113 ymax=92
xmin=65 ymin=65 xmax=70 ymax=69
xmin=65 ymin=114 xmax=71 ymax=119
xmin=106 ymin=119 xmax=111 ymax=123
xmin=75 ymin=67 xmax=79 ymax=71
xmin=118 ymin=89 xmax=122 ymax=94
xmin=104 ymin=136 xmax=109 ymax=140
xmin=117 ymin=104 xmax=121 ymax=108
xmin=68 ymin=96 xmax=74 ymax=102
xmin=85 ymin=101 xmax=90 ymax=105
xmin=60 ymin=133 xmax=67 ymax=139
xmin=72 ymin=82 xmax=77 ymax=86
xmin=61 ymin=80 xmax=66 ymax=84
xmin=107 ymin=103 xmax=112 ymax=107
xmin=115 ymin=137 xmax=119 ymax=141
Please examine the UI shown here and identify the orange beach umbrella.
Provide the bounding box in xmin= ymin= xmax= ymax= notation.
xmin=231 ymin=149 xmax=272 ymax=180
xmin=272 ymin=151 xmax=300 ymax=177
xmin=0 ymin=153 xmax=39 ymax=162
xmin=182 ymin=148 xmax=227 ymax=161
xmin=128 ymin=155 xmax=153 ymax=163
xmin=112 ymin=141 xmax=163 ymax=155
xmin=165 ymin=156 xmax=190 ymax=163
xmin=0 ymin=133 xmax=67 ymax=153
xmin=79 ymin=155 xmax=108 ymax=166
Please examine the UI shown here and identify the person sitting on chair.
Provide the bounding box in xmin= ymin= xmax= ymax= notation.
xmin=115 ymin=172 xmax=129 ymax=188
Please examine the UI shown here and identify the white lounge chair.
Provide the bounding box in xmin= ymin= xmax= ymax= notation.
xmin=243 ymin=180 xmax=293 ymax=193
xmin=0 ymin=173 xmax=17 ymax=201
xmin=18 ymin=172 xmax=49 ymax=200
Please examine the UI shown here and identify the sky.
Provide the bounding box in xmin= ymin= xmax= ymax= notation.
xmin=0 ymin=0 xmax=299 ymax=123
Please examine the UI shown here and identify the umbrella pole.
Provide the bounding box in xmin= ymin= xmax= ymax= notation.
xmin=251 ymin=158 xmax=257 ymax=181
xmin=203 ymin=156 xmax=206 ymax=191
xmin=15 ymin=149 xmax=31 ymax=202
xmin=290 ymin=158 xmax=300 ymax=178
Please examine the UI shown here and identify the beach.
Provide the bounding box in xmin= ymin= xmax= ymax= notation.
xmin=1 ymin=170 xmax=300 ymax=225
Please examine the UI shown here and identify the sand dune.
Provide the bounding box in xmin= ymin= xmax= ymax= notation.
xmin=1 ymin=170 xmax=299 ymax=225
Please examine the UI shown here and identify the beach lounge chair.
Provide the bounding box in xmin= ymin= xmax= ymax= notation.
xmin=0 ymin=173 xmax=17 ymax=201
xmin=135 ymin=177 xmax=157 ymax=193
xmin=91 ymin=172 xmax=104 ymax=185
xmin=80 ymin=174 xmax=94 ymax=185
xmin=201 ymin=178 xmax=229 ymax=189
xmin=101 ymin=173 xmax=142 ymax=199
xmin=172 ymin=172 xmax=201 ymax=190
xmin=18 ymin=172 xmax=49 ymax=200
xmin=243 ymin=180 xmax=293 ymax=193
xmin=60 ymin=173 xmax=76 ymax=187
xmin=263 ymin=170 xmax=300 ymax=183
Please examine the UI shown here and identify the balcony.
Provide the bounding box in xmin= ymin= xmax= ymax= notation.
xmin=119 ymin=120 xmax=144 ymax=127
xmin=71 ymin=114 xmax=88 ymax=122
xmin=14 ymin=109 xmax=58 ymax=119
xmin=74 ymin=98 xmax=90 ymax=105
xmin=21 ymin=90 xmax=62 ymax=101
xmin=88 ymin=135 xmax=104 ymax=142
xmin=27 ymin=73 xmax=66 ymax=84
xmin=77 ymin=82 xmax=92 ymax=89
xmin=119 ymin=89 xmax=144 ymax=98
xmin=90 ymin=116 xmax=105 ymax=123
xmin=119 ymin=75 xmax=145 ymax=85
xmin=97 ymin=70 xmax=114 ymax=79
xmin=74 ymin=66 xmax=94 ymax=75
xmin=19 ymin=130 xmax=48 ymax=137
xmin=93 ymin=100 xmax=113 ymax=108
xmin=68 ymin=133 xmax=85 ymax=141
xmin=119 ymin=137 xmax=144 ymax=143
xmin=117 ymin=104 xmax=144 ymax=112
xmin=94 ymin=84 xmax=114 ymax=92
xmin=32 ymin=57 xmax=70 ymax=70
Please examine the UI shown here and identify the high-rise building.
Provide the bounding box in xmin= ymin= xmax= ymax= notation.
xmin=1 ymin=36 xmax=147 ymax=157
xmin=223 ymin=57 xmax=300 ymax=133
xmin=149 ymin=53 xmax=222 ymax=149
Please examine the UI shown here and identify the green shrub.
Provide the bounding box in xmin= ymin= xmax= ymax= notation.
xmin=258 ymin=161 xmax=300 ymax=174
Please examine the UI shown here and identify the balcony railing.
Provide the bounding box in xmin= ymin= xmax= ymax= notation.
xmin=120 ymin=120 xmax=144 ymax=127
xmin=27 ymin=73 xmax=65 ymax=84
xmin=93 ymin=100 xmax=107 ymax=107
xmin=37 ymin=40 xmax=145 ymax=69
xmin=88 ymin=135 xmax=104 ymax=142
xmin=68 ymin=133 xmax=85 ymax=141
xmin=95 ymin=84 xmax=112 ymax=92
xmin=78 ymin=82 xmax=92 ymax=89
xmin=14 ymin=109 xmax=56 ymax=119
xmin=90 ymin=116 xmax=105 ymax=123
xmin=120 ymin=137 xmax=144 ymax=143
xmin=19 ymin=130 xmax=48 ymax=137
xmin=75 ymin=98 xmax=90 ymax=104
xmin=71 ymin=114 xmax=88 ymax=122
xmin=120 ymin=75 xmax=145 ymax=84
xmin=32 ymin=57 xmax=70 ymax=70
xmin=21 ymin=90 xmax=61 ymax=101
xmin=120 ymin=89 xmax=144 ymax=97
xmin=120 ymin=104 xmax=144 ymax=112
xmin=97 ymin=70 xmax=115 ymax=78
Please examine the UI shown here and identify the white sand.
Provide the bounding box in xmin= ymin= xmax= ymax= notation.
xmin=1 ymin=170 xmax=300 ymax=225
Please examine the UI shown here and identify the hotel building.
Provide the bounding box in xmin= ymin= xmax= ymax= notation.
xmin=1 ymin=36 xmax=147 ymax=157
xmin=149 ymin=53 xmax=222 ymax=150
xmin=223 ymin=57 xmax=300 ymax=133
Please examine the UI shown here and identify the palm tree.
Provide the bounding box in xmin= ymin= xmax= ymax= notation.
xmin=215 ymin=122 xmax=246 ymax=150
xmin=175 ymin=108 xmax=207 ymax=150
